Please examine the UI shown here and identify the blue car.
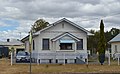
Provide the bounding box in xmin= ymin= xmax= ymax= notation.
xmin=16 ymin=51 xmax=30 ymax=62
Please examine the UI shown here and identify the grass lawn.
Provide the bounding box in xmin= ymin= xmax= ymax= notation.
xmin=0 ymin=58 xmax=120 ymax=74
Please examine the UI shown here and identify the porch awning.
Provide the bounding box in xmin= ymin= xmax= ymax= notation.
xmin=60 ymin=40 xmax=75 ymax=43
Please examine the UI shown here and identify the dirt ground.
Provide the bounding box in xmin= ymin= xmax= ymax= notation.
xmin=0 ymin=58 xmax=120 ymax=74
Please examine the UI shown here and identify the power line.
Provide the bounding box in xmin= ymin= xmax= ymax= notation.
xmin=19 ymin=32 xmax=21 ymax=39
xmin=108 ymin=13 xmax=120 ymax=17
xmin=78 ymin=13 xmax=120 ymax=22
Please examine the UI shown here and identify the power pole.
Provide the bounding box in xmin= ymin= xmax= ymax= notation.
xmin=29 ymin=30 xmax=32 ymax=74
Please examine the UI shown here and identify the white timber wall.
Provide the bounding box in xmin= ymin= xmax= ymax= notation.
xmin=111 ymin=42 xmax=120 ymax=57
xmin=36 ymin=21 xmax=87 ymax=54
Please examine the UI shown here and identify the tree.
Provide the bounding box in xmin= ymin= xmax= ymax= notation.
xmin=32 ymin=19 xmax=49 ymax=32
xmin=88 ymin=27 xmax=120 ymax=56
xmin=105 ymin=28 xmax=120 ymax=49
xmin=87 ymin=30 xmax=100 ymax=55
xmin=98 ymin=20 xmax=106 ymax=65
xmin=110 ymin=28 xmax=120 ymax=38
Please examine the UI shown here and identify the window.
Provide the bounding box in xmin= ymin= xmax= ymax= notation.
xmin=60 ymin=43 xmax=72 ymax=50
xmin=62 ymin=23 xmax=64 ymax=28
xmin=33 ymin=40 xmax=35 ymax=50
xmin=77 ymin=39 xmax=83 ymax=50
xmin=42 ymin=39 xmax=49 ymax=50
xmin=115 ymin=45 xmax=117 ymax=53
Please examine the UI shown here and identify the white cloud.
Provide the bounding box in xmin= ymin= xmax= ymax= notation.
xmin=0 ymin=0 xmax=120 ymax=41
xmin=0 ymin=21 xmax=9 ymax=27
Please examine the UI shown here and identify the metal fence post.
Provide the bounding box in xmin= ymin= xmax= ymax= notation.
xmin=118 ymin=56 xmax=119 ymax=65
xmin=108 ymin=53 xmax=110 ymax=65
xmin=64 ymin=53 xmax=65 ymax=65
xmin=11 ymin=52 xmax=12 ymax=66
xmin=86 ymin=53 xmax=88 ymax=65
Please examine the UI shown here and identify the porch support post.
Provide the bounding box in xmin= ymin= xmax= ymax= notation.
xmin=54 ymin=51 xmax=56 ymax=64
xmin=37 ymin=59 xmax=39 ymax=65
xmin=74 ymin=42 xmax=76 ymax=52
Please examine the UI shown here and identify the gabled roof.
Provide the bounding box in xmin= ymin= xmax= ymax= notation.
xmin=51 ymin=32 xmax=80 ymax=41
xmin=109 ymin=33 xmax=120 ymax=43
xmin=22 ymin=18 xmax=93 ymax=42
xmin=35 ymin=18 xmax=93 ymax=35
xmin=53 ymin=18 xmax=88 ymax=34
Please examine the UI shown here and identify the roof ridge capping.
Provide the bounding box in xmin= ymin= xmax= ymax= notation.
xmin=60 ymin=18 xmax=93 ymax=35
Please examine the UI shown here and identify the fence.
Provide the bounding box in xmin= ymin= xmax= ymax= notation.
xmin=10 ymin=52 xmax=120 ymax=65
xmin=10 ymin=52 xmax=16 ymax=65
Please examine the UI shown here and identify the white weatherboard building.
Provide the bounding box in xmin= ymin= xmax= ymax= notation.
xmin=109 ymin=33 xmax=120 ymax=58
xmin=22 ymin=18 xmax=92 ymax=64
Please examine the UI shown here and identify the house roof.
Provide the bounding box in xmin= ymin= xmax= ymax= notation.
xmin=0 ymin=40 xmax=24 ymax=46
xmin=109 ymin=33 xmax=120 ymax=43
xmin=22 ymin=18 xmax=93 ymax=42
xmin=21 ymin=34 xmax=38 ymax=42
xmin=35 ymin=18 xmax=93 ymax=35
xmin=51 ymin=32 xmax=80 ymax=41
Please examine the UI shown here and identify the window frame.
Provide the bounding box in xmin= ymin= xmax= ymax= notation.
xmin=60 ymin=43 xmax=73 ymax=50
xmin=33 ymin=40 xmax=35 ymax=50
xmin=42 ymin=38 xmax=50 ymax=50
xmin=76 ymin=39 xmax=83 ymax=50
xmin=115 ymin=45 xmax=117 ymax=53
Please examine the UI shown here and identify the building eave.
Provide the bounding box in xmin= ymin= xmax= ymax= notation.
xmin=21 ymin=34 xmax=39 ymax=42
xmin=109 ymin=41 xmax=120 ymax=43
xmin=51 ymin=32 xmax=81 ymax=41
xmin=109 ymin=33 xmax=120 ymax=43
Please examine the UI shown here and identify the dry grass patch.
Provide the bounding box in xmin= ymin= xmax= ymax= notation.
xmin=0 ymin=58 xmax=120 ymax=74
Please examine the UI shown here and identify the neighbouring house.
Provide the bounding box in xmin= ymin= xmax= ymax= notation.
xmin=0 ymin=39 xmax=25 ymax=57
xmin=109 ymin=33 xmax=120 ymax=58
xmin=22 ymin=18 xmax=92 ymax=64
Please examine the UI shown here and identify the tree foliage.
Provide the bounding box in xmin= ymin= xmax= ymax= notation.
xmin=98 ymin=20 xmax=106 ymax=65
xmin=98 ymin=20 xmax=106 ymax=54
xmin=87 ymin=30 xmax=100 ymax=54
xmin=88 ymin=27 xmax=120 ymax=55
xmin=32 ymin=19 xmax=49 ymax=32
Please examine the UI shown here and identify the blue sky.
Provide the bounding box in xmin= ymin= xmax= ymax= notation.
xmin=0 ymin=0 xmax=120 ymax=41
xmin=0 ymin=19 xmax=19 ymax=31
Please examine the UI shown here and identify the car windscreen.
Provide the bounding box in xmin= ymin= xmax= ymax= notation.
xmin=17 ymin=52 xmax=26 ymax=56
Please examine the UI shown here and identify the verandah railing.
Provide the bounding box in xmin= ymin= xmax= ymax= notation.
xmin=31 ymin=52 xmax=88 ymax=61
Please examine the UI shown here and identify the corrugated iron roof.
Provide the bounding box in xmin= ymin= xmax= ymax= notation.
xmin=22 ymin=18 xmax=93 ymax=42
xmin=35 ymin=18 xmax=93 ymax=35
xmin=109 ymin=33 xmax=120 ymax=43
xmin=0 ymin=40 xmax=24 ymax=46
